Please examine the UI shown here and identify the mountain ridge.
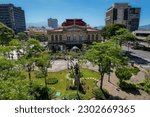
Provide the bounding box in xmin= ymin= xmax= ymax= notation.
xmin=139 ymin=24 xmax=150 ymax=30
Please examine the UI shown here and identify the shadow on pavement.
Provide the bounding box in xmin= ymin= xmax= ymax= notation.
xmin=121 ymin=89 xmax=141 ymax=96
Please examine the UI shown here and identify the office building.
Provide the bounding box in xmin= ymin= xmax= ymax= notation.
xmin=0 ymin=4 xmax=26 ymax=33
xmin=105 ymin=3 xmax=141 ymax=31
xmin=48 ymin=18 xmax=58 ymax=29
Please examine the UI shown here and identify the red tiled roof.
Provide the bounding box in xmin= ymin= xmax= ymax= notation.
xmin=48 ymin=25 xmax=100 ymax=32
xmin=63 ymin=25 xmax=86 ymax=29
xmin=62 ymin=19 xmax=86 ymax=27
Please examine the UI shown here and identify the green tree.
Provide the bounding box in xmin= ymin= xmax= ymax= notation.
xmin=9 ymin=39 xmax=23 ymax=59
xmin=0 ymin=78 xmax=54 ymax=100
xmin=21 ymin=38 xmax=44 ymax=85
xmin=0 ymin=58 xmax=14 ymax=79
xmin=115 ymin=28 xmax=136 ymax=49
xmin=0 ymin=23 xmax=16 ymax=59
xmin=0 ymin=22 xmax=15 ymax=46
xmin=35 ymin=51 xmax=52 ymax=88
xmin=30 ymin=82 xmax=53 ymax=100
xmin=101 ymin=24 xmax=126 ymax=40
xmin=115 ymin=67 xmax=132 ymax=84
xmin=30 ymin=32 xmax=48 ymax=42
xmin=17 ymin=32 xmax=28 ymax=41
xmin=0 ymin=78 xmax=34 ymax=100
xmin=85 ymin=41 xmax=124 ymax=89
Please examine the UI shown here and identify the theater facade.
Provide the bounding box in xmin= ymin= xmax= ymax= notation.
xmin=47 ymin=19 xmax=102 ymax=50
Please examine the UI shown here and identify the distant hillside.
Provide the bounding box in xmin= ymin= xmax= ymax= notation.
xmin=139 ymin=24 xmax=150 ymax=30
xmin=94 ymin=26 xmax=104 ymax=30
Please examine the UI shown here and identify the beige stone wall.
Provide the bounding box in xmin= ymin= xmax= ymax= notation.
xmin=47 ymin=29 xmax=101 ymax=43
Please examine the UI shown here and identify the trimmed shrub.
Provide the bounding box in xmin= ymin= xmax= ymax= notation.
xmin=115 ymin=67 xmax=132 ymax=81
xmin=138 ymin=79 xmax=150 ymax=94
xmin=92 ymin=88 xmax=109 ymax=100
xmin=68 ymin=84 xmax=86 ymax=94
xmin=65 ymin=92 xmax=85 ymax=100
xmin=35 ymin=72 xmax=45 ymax=78
xmin=130 ymin=67 xmax=140 ymax=75
xmin=119 ymin=81 xmax=137 ymax=90
xmin=46 ymin=78 xmax=58 ymax=85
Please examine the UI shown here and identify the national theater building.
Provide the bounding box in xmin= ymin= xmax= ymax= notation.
xmin=47 ymin=19 xmax=101 ymax=50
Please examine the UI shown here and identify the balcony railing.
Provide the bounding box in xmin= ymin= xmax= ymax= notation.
xmin=48 ymin=39 xmax=101 ymax=44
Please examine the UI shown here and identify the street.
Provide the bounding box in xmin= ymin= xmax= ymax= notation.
xmin=123 ymin=46 xmax=150 ymax=69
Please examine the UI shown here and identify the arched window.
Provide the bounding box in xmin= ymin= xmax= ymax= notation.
xmin=88 ymin=35 xmax=90 ymax=41
xmin=51 ymin=35 xmax=54 ymax=42
xmin=59 ymin=35 xmax=62 ymax=42
xmin=67 ymin=35 xmax=70 ymax=41
xmin=73 ymin=35 xmax=76 ymax=41
xmin=92 ymin=35 xmax=95 ymax=41
xmin=96 ymin=34 xmax=98 ymax=41
xmin=55 ymin=35 xmax=58 ymax=42
xmin=79 ymin=35 xmax=83 ymax=41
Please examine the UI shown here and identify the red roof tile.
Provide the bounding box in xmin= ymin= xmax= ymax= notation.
xmin=62 ymin=19 xmax=86 ymax=27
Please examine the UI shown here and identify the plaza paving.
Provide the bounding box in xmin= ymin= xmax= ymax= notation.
xmin=48 ymin=60 xmax=68 ymax=72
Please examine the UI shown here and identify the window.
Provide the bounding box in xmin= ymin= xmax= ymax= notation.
xmin=51 ymin=35 xmax=54 ymax=42
xmin=55 ymin=35 xmax=58 ymax=42
xmin=73 ymin=35 xmax=76 ymax=41
xmin=96 ymin=35 xmax=98 ymax=41
xmin=79 ymin=35 xmax=83 ymax=41
xmin=124 ymin=8 xmax=128 ymax=20
xmin=59 ymin=35 xmax=62 ymax=42
xmin=113 ymin=8 xmax=118 ymax=20
xmin=67 ymin=36 xmax=70 ymax=41
xmin=92 ymin=35 xmax=95 ymax=41
xmin=88 ymin=35 xmax=90 ymax=41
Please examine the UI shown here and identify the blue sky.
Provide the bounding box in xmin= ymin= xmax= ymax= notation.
xmin=0 ymin=0 xmax=149 ymax=26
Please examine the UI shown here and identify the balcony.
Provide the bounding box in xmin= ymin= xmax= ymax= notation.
xmin=65 ymin=40 xmax=83 ymax=45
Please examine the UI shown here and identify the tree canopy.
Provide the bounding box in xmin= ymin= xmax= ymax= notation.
xmin=116 ymin=28 xmax=136 ymax=42
xmin=0 ymin=22 xmax=15 ymax=45
xmin=101 ymin=24 xmax=126 ymax=40
xmin=115 ymin=67 xmax=132 ymax=83
xmin=85 ymin=41 xmax=124 ymax=89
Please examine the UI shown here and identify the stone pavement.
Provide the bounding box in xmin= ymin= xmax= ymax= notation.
xmin=48 ymin=60 xmax=68 ymax=72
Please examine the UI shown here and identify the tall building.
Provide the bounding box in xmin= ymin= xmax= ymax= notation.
xmin=48 ymin=18 xmax=58 ymax=29
xmin=0 ymin=4 xmax=26 ymax=33
xmin=105 ymin=3 xmax=141 ymax=31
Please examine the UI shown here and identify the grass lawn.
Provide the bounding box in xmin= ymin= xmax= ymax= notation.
xmin=25 ymin=68 xmax=100 ymax=100
xmin=80 ymin=68 xmax=100 ymax=79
